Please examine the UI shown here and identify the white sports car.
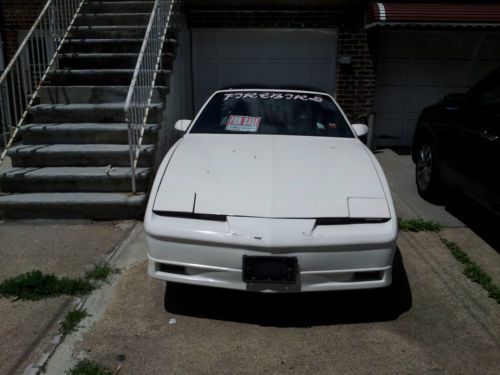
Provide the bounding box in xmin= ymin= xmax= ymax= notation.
xmin=145 ymin=87 xmax=398 ymax=292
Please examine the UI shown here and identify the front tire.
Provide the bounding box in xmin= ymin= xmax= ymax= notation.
xmin=415 ymin=138 xmax=441 ymax=200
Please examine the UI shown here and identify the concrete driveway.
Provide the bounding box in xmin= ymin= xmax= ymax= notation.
xmin=42 ymin=226 xmax=500 ymax=375
xmin=39 ymin=149 xmax=500 ymax=374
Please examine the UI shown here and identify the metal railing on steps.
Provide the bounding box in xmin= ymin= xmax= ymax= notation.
xmin=125 ymin=0 xmax=175 ymax=193
xmin=0 ymin=0 xmax=85 ymax=163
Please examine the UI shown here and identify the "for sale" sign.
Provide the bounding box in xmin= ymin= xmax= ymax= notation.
xmin=225 ymin=115 xmax=261 ymax=132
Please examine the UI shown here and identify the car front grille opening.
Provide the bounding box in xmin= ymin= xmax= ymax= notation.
xmin=353 ymin=271 xmax=383 ymax=281
xmin=159 ymin=263 xmax=187 ymax=275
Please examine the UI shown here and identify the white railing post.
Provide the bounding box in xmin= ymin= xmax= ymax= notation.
xmin=125 ymin=0 xmax=175 ymax=193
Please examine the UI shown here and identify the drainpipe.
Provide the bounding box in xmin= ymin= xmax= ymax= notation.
xmin=0 ymin=0 xmax=5 ymax=72
xmin=0 ymin=32 xmax=5 ymax=71
xmin=0 ymin=4 xmax=5 ymax=71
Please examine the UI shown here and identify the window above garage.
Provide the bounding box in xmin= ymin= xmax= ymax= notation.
xmin=366 ymin=2 xmax=500 ymax=29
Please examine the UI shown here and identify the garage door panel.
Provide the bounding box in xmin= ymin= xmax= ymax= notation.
xmin=192 ymin=29 xmax=337 ymax=110
xmin=445 ymin=38 xmax=480 ymax=59
xmin=413 ymin=37 xmax=443 ymax=59
xmin=410 ymin=62 xmax=443 ymax=87
xmin=195 ymin=64 xmax=218 ymax=88
xmin=287 ymin=35 xmax=311 ymax=59
xmin=375 ymin=30 xmax=500 ymax=147
xmin=288 ymin=63 xmax=311 ymax=82
xmin=441 ymin=62 xmax=478 ymax=87
xmin=196 ymin=35 xmax=217 ymax=59
xmin=239 ymin=37 xmax=262 ymax=59
xmin=378 ymin=61 xmax=409 ymax=86
xmin=375 ymin=88 xmax=407 ymax=112
xmin=264 ymin=35 xmax=288 ymax=59
xmin=263 ymin=62 xmax=290 ymax=84
xmin=238 ymin=63 xmax=264 ymax=83
xmin=477 ymin=38 xmax=500 ymax=60
xmin=217 ymin=63 xmax=241 ymax=86
xmin=310 ymin=34 xmax=336 ymax=59
xmin=379 ymin=36 xmax=411 ymax=59
xmin=217 ymin=36 xmax=241 ymax=59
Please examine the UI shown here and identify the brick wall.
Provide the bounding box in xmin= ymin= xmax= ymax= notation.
xmin=1 ymin=1 xmax=46 ymax=62
xmin=187 ymin=7 xmax=376 ymax=121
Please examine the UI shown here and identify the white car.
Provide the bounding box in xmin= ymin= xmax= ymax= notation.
xmin=145 ymin=87 xmax=398 ymax=292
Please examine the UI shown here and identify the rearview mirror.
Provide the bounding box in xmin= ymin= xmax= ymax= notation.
xmin=352 ymin=123 xmax=369 ymax=137
xmin=174 ymin=119 xmax=191 ymax=133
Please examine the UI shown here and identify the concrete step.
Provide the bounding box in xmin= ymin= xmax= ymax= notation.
xmin=68 ymin=25 xmax=177 ymax=40
xmin=21 ymin=123 xmax=158 ymax=144
xmin=38 ymin=86 xmax=167 ymax=104
xmin=0 ymin=167 xmax=150 ymax=193
xmin=82 ymin=1 xmax=155 ymax=13
xmin=68 ymin=25 xmax=147 ymax=39
xmin=75 ymin=13 xmax=151 ymax=26
xmin=8 ymin=144 xmax=155 ymax=167
xmin=57 ymin=52 xmax=174 ymax=70
xmin=0 ymin=192 xmax=147 ymax=219
xmin=46 ymin=69 xmax=171 ymax=86
xmin=61 ymin=38 xmax=178 ymax=54
xmin=28 ymin=103 xmax=164 ymax=123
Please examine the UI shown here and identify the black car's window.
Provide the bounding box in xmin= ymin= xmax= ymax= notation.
xmin=468 ymin=76 xmax=500 ymax=115
xmin=190 ymin=91 xmax=354 ymax=138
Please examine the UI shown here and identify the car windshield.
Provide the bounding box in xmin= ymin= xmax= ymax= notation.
xmin=189 ymin=91 xmax=354 ymax=138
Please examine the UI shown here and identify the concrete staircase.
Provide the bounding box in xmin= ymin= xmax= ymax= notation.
xmin=0 ymin=0 xmax=177 ymax=219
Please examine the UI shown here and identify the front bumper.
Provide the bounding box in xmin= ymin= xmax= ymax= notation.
xmin=145 ymin=215 xmax=398 ymax=292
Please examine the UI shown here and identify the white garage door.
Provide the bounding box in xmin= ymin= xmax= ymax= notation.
xmin=375 ymin=30 xmax=500 ymax=147
xmin=191 ymin=29 xmax=338 ymax=111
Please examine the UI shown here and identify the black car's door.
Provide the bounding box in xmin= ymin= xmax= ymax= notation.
xmin=458 ymin=76 xmax=500 ymax=212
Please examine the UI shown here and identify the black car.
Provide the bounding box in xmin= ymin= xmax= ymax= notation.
xmin=412 ymin=67 xmax=500 ymax=216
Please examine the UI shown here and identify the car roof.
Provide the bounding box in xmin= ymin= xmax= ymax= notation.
xmin=218 ymin=84 xmax=330 ymax=94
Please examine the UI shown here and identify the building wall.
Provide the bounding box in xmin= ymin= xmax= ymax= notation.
xmin=0 ymin=0 xmax=46 ymax=62
xmin=187 ymin=7 xmax=376 ymax=122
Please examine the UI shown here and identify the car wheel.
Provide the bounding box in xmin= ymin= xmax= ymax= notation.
xmin=415 ymin=139 xmax=441 ymax=200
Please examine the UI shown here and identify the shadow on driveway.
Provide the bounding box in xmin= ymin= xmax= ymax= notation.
xmin=164 ymin=249 xmax=412 ymax=327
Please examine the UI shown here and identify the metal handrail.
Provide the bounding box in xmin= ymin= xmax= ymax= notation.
xmin=0 ymin=0 xmax=85 ymax=163
xmin=125 ymin=0 xmax=175 ymax=193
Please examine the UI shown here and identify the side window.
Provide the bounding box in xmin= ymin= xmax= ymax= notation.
xmin=468 ymin=79 xmax=500 ymax=116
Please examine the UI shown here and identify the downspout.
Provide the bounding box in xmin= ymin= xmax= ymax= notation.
xmin=0 ymin=4 xmax=5 ymax=71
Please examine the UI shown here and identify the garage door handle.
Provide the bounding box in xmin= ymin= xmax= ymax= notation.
xmin=480 ymin=131 xmax=499 ymax=142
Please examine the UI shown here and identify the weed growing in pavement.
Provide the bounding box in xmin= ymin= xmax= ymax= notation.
xmin=398 ymin=218 xmax=443 ymax=232
xmin=66 ymin=359 xmax=112 ymax=375
xmin=84 ymin=263 xmax=120 ymax=282
xmin=0 ymin=263 xmax=120 ymax=301
xmin=441 ymin=238 xmax=500 ymax=304
xmin=0 ymin=271 xmax=94 ymax=301
xmin=60 ymin=308 xmax=90 ymax=336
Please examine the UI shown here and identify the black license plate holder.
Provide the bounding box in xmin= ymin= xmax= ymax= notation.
xmin=243 ymin=256 xmax=297 ymax=284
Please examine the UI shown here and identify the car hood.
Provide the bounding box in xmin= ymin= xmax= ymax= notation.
xmin=154 ymin=134 xmax=390 ymax=219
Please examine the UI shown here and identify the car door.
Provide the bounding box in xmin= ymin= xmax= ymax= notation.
xmin=459 ymin=74 xmax=500 ymax=212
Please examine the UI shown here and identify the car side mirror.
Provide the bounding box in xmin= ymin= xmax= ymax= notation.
xmin=352 ymin=123 xmax=369 ymax=138
xmin=174 ymin=119 xmax=192 ymax=133
xmin=442 ymin=93 xmax=465 ymax=111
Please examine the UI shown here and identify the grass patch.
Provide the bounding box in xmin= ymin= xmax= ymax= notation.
xmin=0 ymin=271 xmax=94 ymax=301
xmin=399 ymin=218 xmax=443 ymax=232
xmin=0 ymin=263 xmax=120 ymax=301
xmin=66 ymin=359 xmax=112 ymax=375
xmin=441 ymin=238 xmax=500 ymax=304
xmin=84 ymin=263 xmax=119 ymax=282
xmin=60 ymin=308 xmax=89 ymax=336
